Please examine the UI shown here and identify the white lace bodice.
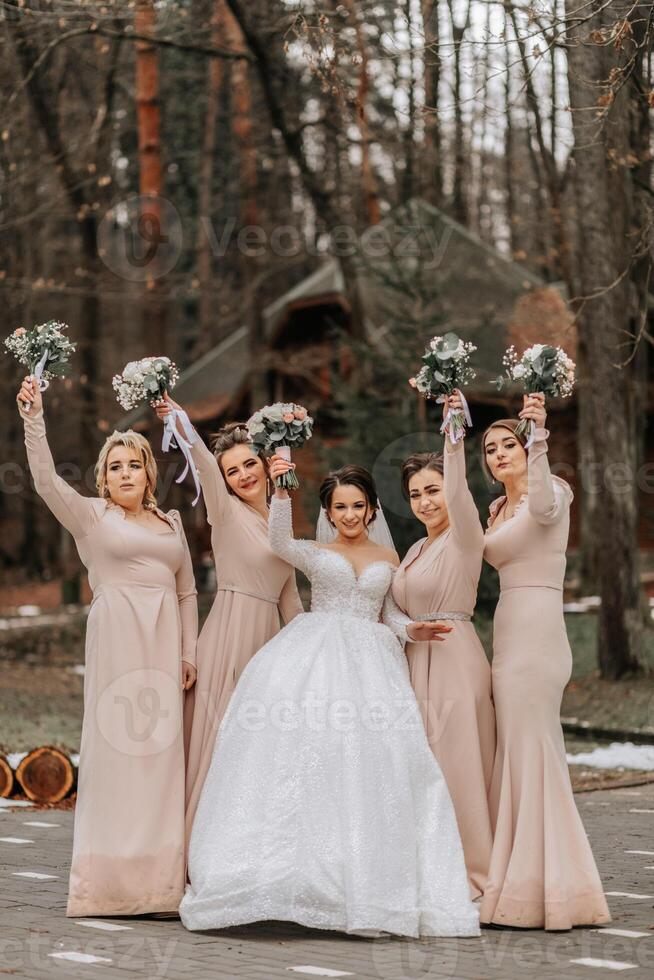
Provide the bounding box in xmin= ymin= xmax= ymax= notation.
xmin=268 ymin=496 xmax=411 ymax=643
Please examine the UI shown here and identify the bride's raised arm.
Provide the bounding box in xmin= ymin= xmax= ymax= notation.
xmin=267 ymin=492 xmax=316 ymax=579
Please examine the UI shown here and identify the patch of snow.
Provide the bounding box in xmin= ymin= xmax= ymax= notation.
xmin=0 ymin=798 xmax=34 ymax=809
xmin=567 ymin=741 xmax=654 ymax=771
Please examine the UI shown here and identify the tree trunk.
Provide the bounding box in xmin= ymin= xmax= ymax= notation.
xmin=446 ymin=0 xmax=471 ymax=224
xmin=5 ymin=2 xmax=103 ymax=444
xmin=195 ymin=0 xmax=227 ymax=357
xmin=341 ymin=0 xmax=380 ymax=225
xmin=420 ymin=1 xmax=443 ymax=205
xmin=135 ymin=0 xmax=167 ymax=353
xmin=508 ymin=1 xmax=573 ymax=290
xmin=565 ymin=0 xmax=645 ymax=678
xmin=223 ymin=0 xmax=367 ymax=339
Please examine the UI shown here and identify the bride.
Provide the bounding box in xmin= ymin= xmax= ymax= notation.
xmin=180 ymin=457 xmax=480 ymax=938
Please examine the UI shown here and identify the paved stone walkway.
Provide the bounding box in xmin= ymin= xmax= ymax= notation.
xmin=1 ymin=783 xmax=653 ymax=979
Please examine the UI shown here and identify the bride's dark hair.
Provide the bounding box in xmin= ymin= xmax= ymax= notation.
xmin=319 ymin=465 xmax=378 ymax=525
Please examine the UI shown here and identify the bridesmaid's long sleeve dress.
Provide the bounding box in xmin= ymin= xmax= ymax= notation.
xmin=480 ymin=427 xmax=610 ymax=930
xmin=23 ymin=407 xmax=198 ymax=917
xmin=183 ymin=436 xmax=303 ymax=840
xmin=391 ymin=438 xmax=495 ymax=900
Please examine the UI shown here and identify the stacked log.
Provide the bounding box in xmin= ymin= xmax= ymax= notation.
xmin=6 ymin=747 xmax=76 ymax=804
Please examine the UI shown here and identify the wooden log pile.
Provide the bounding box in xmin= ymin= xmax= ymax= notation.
xmin=0 ymin=747 xmax=76 ymax=804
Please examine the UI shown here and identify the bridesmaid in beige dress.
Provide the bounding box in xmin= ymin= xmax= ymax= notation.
xmin=17 ymin=377 xmax=198 ymax=917
xmin=480 ymin=393 xmax=610 ymax=930
xmin=155 ymin=393 xmax=303 ymax=840
xmin=392 ymin=392 xmax=495 ymax=900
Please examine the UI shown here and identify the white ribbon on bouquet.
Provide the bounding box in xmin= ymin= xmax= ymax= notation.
xmin=161 ymin=405 xmax=202 ymax=505
xmin=438 ymin=389 xmax=473 ymax=444
xmin=524 ymin=419 xmax=537 ymax=449
xmin=23 ymin=347 xmax=51 ymax=413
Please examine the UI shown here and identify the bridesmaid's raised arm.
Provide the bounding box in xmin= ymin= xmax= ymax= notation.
xmin=527 ymin=429 xmax=572 ymax=525
xmin=17 ymin=379 xmax=100 ymax=540
xmin=520 ymin=396 xmax=572 ymax=526
xmin=154 ymin=393 xmax=231 ymax=525
xmin=169 ymin=510 xmax=199 ymax=668
xmin=443 ymin=436 xmax=484 ymax=552
xmin=442 ymin=390 xmax=483 ymax=552
xmin=187 ymin=432 xmax=232 ymax=525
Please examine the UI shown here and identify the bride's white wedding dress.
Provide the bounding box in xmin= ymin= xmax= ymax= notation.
xmin=180 ymin=496 xmax=479 ymax=938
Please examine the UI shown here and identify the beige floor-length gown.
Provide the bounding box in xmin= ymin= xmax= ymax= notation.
xmin=391 ymin=438 xmax=495 ymax=900
xmin=23 ymin=407 xmax=198 ymax=917
xmin=480 ymin=426 xmax=610 ymax=930
xmin=183 ymin=436 xmax=303 ymax=841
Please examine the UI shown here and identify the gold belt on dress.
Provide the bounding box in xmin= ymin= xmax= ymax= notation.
xmin=217 ymin=583 xmax=278 ymax=604
xmin=412 ymin=610 xmax=471 ymax=622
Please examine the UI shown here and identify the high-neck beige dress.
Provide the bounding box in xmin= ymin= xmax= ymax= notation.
xmin=480 ymin=427 xmax=610 ymax=930
xmin=183 ymin=437 xmax=303 ymax=841
xmin=23 ymin=407 xmax=198 ymax=917
xmin=391 ymin=438 xmax=495 ymax=900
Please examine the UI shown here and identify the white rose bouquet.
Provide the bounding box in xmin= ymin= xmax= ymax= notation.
xmin=5 ymin=320 xmax=76 ymax=412
xmin=112 ymin=356 xmax=180 ymax=411
xmin=247 ymin=403 xmax=314 ymax=490
xmin=409 ymin=332 xmax=477 ymax=443
xmin=113 ymin=356 xmax=200 ymax=504
xmin=495 ymin=344 xmax=576 ymax=444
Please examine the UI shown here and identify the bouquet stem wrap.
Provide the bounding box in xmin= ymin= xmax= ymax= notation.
xmin=23 ymin=347 xmax=51 ymax=413
xmin=438 ymin=389 xmax=473 ymax=444
xmin=515 ymin=417 xmax=537 ymax=448
xmin=247 ymin=403 xmax=312 ymax=490
xmin=275 ymin=445 xmax=299 ymax=491
xmin=161 ymin=408 xmax=202 ymax=506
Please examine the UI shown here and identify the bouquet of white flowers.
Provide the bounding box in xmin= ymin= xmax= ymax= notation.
xmin=409 ymin=332 xmax=477 ymax=443
xmin=112 ymin=357 xmax=180 ymax=411
xmin=113 ymin=356 xmax=200 ymax=504
xmin=495 ymin=344 xmax=576 ymax=445
xmin=247 ymin=403 xmax=314 ymax=491
xmin=5 ymin=320 xmax=76 ymax=412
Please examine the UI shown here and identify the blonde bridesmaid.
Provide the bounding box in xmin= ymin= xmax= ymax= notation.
xmin=17 ymin=377 xmax=198 ymax=916
xmin=154 ymin=393 xmax=304 ymax=840
xmin=392 ymin=391 xmax=495 ymax=900
xmin=480 ymin=393 xmax=610 ymax=930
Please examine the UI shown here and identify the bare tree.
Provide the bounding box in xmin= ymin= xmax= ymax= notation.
xmin=565 ymin=0 xmax=650 ymax=678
